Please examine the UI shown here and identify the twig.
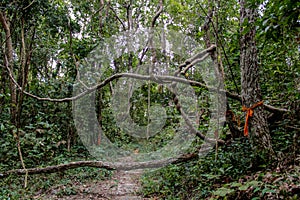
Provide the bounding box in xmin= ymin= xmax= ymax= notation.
xmin=23 ymin=0 xmax=36 ymax=10
xmin=151 ymin=0 xmax=163 ymax=27
xmin=17 ymin=18 xmax=28 ymax=188
xmin=15 ymin=131 xmax=28 ymax=187
xmin=178 ymin=45 xmax=216 ymax=74
xmin=92 ymin=1 xmax=106 ymax=18
xmin=181 ymin=53 xmax=210 ymax=75
xmin=198 ymin=2 xmax=240 ymax=95
xmin=287 ymin=125 xmax=300 ymax=131
xmin=126 ymin=0 xmax=133 ymax=30
xmin=109 ymin=6 xmax=126 ymax=30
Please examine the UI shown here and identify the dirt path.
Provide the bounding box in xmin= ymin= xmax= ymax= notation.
xmin=38 ymin=168 xmax=149 ymax=200
xmin=82 ymin=169 xmax=146 ymax=200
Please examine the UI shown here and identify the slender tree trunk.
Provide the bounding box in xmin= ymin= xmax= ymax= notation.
xmin=239 ymin=0 xmax=274 ymax=156
xmin=0 ymin=12 xmax=17 ymax=125
xmin=0 ymin=32 xmax=6 ymax=114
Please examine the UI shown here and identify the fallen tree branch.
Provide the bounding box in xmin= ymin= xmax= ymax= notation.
xmin=3 ymin=59 xmax=229 ymax=101
xmin=0 ymin=153 xmax=198 ymax=178
xmin=3 ymin=60 xmax=288 ymax=114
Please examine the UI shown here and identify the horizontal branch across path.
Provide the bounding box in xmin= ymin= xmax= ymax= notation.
xmin=7 ymin=65 xmax=288 ymax=114
xmin=0 ymin=153 xmax=198 ymax=178
xmin=3 ymin=43 xmax=288 ymax=114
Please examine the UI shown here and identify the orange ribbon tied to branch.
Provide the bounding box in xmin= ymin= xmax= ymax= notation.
xmin=242 ymin=101 xmax=264 ymax=137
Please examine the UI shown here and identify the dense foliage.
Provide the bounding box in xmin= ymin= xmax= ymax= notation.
xmin=0 ymin=0 xmax=299 ymax=199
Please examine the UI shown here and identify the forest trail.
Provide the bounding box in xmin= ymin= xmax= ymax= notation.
xmin=39 ymin=155 xmax=156 ymax=200
xmin=40 ymin=168 xmax=151 ymax=200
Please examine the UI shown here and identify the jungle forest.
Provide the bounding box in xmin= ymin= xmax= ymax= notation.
xmin=0 ymin=0 xmax=299 ymax=199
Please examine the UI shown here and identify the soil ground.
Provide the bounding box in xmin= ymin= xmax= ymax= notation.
xmin=38 ymin=169 xmax=154 ymax=200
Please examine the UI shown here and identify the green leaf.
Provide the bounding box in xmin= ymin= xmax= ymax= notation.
xmin=239 ymin=184 xmax=249 ymax=191
xmin=0 ymin=124 xmax=4 ymax=131
xmin=213 ymin=187 xmax=234 ymax=197
xmin=239 ymin=180 xmax=261 ymax=191
xmin=231 ymin=182 xmax=242 ymax=187
xmin=247 ymin=180 xmax=260 ymax=187
xmin=262 ymin=19 xmax=269 ymax=26
xmin=253 ymin=187 xmax=261 ymax=193
xmin=262 ymin=188 xmax=276 ymax=195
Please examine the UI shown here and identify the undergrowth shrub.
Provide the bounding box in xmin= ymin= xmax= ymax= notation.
xmin=141 ymin=135 xmax=299 ymax=199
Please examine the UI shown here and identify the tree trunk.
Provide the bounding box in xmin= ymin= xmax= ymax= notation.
xmin=239 ymin=0 xmax=274 ymax=156
xmin=0 ymin=12 xmax=17 ymax=125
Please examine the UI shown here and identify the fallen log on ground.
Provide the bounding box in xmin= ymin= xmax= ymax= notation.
xmin=0 ymin=153 xmax=198 ymax=178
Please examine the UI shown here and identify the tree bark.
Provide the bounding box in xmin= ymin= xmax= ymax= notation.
xmin=239 ymin=0 xmax=274 ymax=156
xmin=0 ymin=12 xmax=17 ymax=125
